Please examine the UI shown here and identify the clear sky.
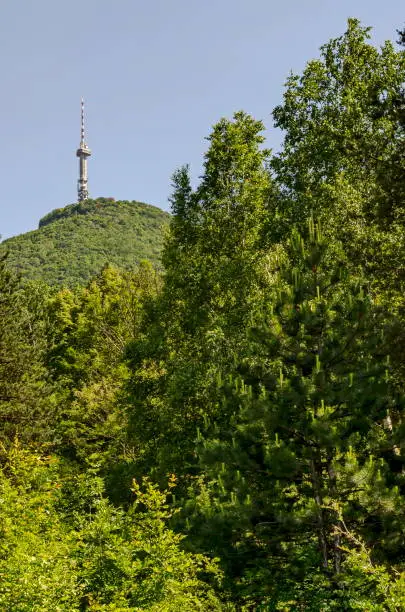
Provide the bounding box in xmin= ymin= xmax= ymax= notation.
xmin=0 ymin=0 xmax=403 ymax=240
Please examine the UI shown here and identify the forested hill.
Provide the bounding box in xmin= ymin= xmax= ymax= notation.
xmin=0 ymin=198 xmax=169 ymax=286
xmin=1 ymin=19 xmax=405 ymax=611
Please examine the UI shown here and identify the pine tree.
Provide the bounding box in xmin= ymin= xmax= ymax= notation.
xmin=189 ymin=221 xmax=405 ymax=607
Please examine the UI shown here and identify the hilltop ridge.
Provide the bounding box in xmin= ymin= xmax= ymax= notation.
xmin=1 ymin=198 xmax=170 ymax=286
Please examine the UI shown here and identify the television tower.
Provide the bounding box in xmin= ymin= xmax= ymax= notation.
xmin=76 ymin=98 xmax=91 ymax=201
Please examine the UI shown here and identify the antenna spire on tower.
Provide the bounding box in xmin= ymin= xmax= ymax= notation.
xmin=81 ymin=97 xmax=85 ymax=144
xmin=76 ymin=98 xmax=92 ymax=202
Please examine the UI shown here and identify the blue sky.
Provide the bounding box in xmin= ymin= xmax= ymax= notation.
xmin=0 ymin=0 xmax=403 ymax=240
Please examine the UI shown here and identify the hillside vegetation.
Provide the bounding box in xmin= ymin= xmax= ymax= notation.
xmin=1 ymin=198 xmax=169 ymax=286
xmin=0 ymin=20 xmax=405 ymax=611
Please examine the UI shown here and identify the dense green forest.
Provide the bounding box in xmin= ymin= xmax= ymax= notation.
xmin=1 ymin=20 xmax=405 ymax=610
xmin=0 ymin=198 xmax=169 ymax=286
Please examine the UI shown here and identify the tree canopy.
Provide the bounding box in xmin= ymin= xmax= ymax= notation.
xmin=0 ymin=18 xmax=405 ymax=611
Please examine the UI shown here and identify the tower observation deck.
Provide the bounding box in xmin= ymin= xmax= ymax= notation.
xmin=76 ymin=98 xmax=91 ymax=202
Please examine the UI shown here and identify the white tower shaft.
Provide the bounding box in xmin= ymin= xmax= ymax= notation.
xmin=76 ymin=98 xmax=91 ymax=201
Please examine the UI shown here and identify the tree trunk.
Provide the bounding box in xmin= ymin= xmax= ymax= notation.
xmin=310 ymin=455 xmax=329 ymax=570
